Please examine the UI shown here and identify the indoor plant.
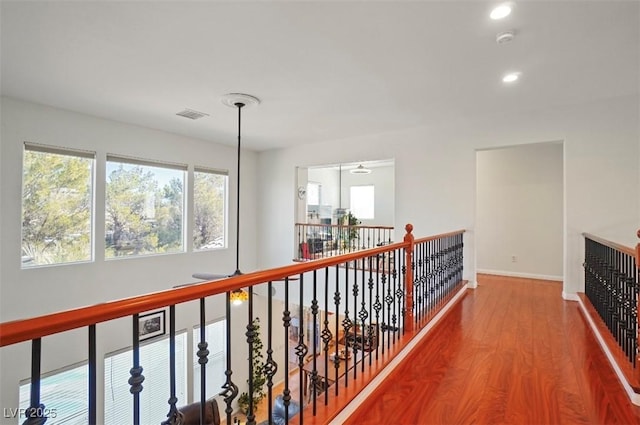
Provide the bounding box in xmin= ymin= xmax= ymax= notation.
xmin=238 ymin=318 xmax=266 ymax=414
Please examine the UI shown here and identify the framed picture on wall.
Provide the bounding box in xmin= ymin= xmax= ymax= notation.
xmin=139 ymin=310 xmax=166 ymax=341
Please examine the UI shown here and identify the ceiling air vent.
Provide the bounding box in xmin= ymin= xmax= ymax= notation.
xmin=176 ymin=109 xmax=209 ymax=120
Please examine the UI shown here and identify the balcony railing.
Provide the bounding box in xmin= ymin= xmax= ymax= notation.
xmin=581 ymin=230 xmax=640 ymax=393
xmin=0 ymin=225 xmax=466 ymax=425
xmin=294 ymin=223 xmax=394 ymax=261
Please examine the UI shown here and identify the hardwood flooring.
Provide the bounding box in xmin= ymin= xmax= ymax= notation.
xmin=344 ymin=274 xmax=640 ymax=425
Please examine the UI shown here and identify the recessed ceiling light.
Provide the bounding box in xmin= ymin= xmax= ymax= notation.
xmin=490 ymin=4 xmax=512 ymax=20
xmin=502 ymin=72 xmax=520 ymax=83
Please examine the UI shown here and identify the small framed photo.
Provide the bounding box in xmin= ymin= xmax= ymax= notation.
xmin=139 ymin=310 xmax=166 ymax=341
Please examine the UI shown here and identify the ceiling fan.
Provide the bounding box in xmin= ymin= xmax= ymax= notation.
xmin=191 ymin=93 xmax=260 ymax=282
xmin=188 ymin=94 xmax=299 ymax=290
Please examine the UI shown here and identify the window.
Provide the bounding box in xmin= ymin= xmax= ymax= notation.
xmin=105 ymin=156 xmax=185 ymax=258
xmin=21 ymin=143 xmax=94 ymax=268
xmin=193 ymin=168 xmax=227 ymax=250
xmin=192 ymin=319 xmax=227 ymax=399
xmin=19 ymin=362 xmax=88 ymax=424
xmin=350 ymin=185 xmax=375 ymax=219
xmin=104 ymin=333 xmax=187 ymax=425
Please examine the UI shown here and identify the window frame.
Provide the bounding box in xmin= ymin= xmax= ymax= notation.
xmin=104 ymin=155 xmax=187 ymax=259
xmin=21 ymin=142 xmax=96 ymax=268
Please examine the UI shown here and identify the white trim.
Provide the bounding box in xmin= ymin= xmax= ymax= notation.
xmin=476 ymin=269 xmax=563 ymax=282
xmin=467 ymin=280 xmax=478 ymax=289
xmin=330 ymin=283 xmax=469 ymax=424
xmin=576 ymin=296 xmax=640 ymax=406
xmin=562 ymin=291 xmax=579 ymax=301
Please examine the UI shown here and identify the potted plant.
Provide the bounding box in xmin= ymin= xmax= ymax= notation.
xmin=341 ymin=212 xmax=360 ymax=250
xmin=238 ymin=318 xmax=266 ymax=414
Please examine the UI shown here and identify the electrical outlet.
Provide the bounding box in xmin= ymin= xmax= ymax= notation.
xmin=511 ymin=255 xmax=517 ymax=263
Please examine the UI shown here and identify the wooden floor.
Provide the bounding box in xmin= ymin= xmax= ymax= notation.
xmin=345 ymin=274 xmax=640 ymax=425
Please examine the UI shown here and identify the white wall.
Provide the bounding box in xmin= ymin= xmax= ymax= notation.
xmin=476 ymin=143 xmax=563 ymax=279
xmin=0 ymin=97 xmax=260 ymax=419
xmin=257 ymin=95 xmax=640 ymax=299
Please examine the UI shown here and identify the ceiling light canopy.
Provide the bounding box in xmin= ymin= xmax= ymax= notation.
xmin=350 ymin=164 xmax=372 ymax=175
xmin=490 ymin=4 xmax=512 ymax=20
xmin=502 ymin=72 xmax=521 ymax=83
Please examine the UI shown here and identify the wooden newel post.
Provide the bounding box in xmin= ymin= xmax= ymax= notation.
xmin=404 ymin=224 xmax=415 ymax=333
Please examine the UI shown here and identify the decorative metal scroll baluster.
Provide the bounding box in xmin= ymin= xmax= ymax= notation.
xmin=310 ymin=269 xmax=320 ymax=412
xmin=23 ymin=338 xmax=46 ymax=425
xmin=351 ymin=259 xmax=360 ymax=380
xmin=245 ymin=289 xmax=256 ymax=425
xmin=373 ymin=253 xmax=382 ymax=360
xmin=88 ymin=325 xmax=97 ymax=425
xmin=429 ymin=239 xmax=436 ymax=308
xmin=384 ymin=252 xmax=393 ymax=350
xmin=129 ymin=314 xmax=144 ymax=425
xmin=333 ymin=265 xmax=341 ymax=396
xmin=584 ymin=237 xmax=638 ymax=366
xmin=414 ymin=243 xmax=422 ymax=325
xmin=366 ymin=256 xmax=374 ymax=368
xmin=321 ymin=266 xmax=333 ymax=405
xmin=264 ymin=281 xmax=278 ymax=423
xmin=197 ymin=298 xmax=209 ymax=424
xmin=342 ymin=261 xmax=353 ymax=387
xmin=397 ymin=248 xmax=406 ymax=336
xmin=220 ymin=292 xmax=238 ymax=425
xmin=162 ymin=305 xmax=179 ymax=425
xmin=296 ymin=275 xmax=308 ymax=421
xmin=282 ymin=277 xmax=293 ymax=422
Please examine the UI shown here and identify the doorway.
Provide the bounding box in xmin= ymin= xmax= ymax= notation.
xmin=475 ymin=142 xmax=564 ymax=282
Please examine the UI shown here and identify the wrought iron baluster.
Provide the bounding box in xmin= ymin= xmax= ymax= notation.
xmin=311 ymin=270 xmax=319 ymax=413
xmin=129 ymin=314 xmax=144 ymax=425
xmin=296 ymin=275 xmax=307 ymax=423
xmin=246 ymin=289 xmax=256 ymax=425
xmin=367 ymin=255 xmax=374 ymax=367
xmin=282 ymin=277 xmax=292 ymax=422
xmin=342 ymin=261 xmax=352 ymax=387
xmin=333 ymin=265 xmax=341 ymax=396
xmin=24 ymin=338 xmax=46 ymax=425
xmin=321 ymin=267 xmax=333 ymax=406
xmin=384 ymin=251 xmax=393 ymax=350
xmin=88 ymin=325 xmax=97 ymax=425
xmin=265 ymin=281 xmax=278 ymax=423
xmin=197 ymin=298 xmax=209 ymax=425
xmin=220 ymin=293 xmax=238 ymax=425
xmin=352 ymin=255 xmax=361 ymax=380
xmin=373 ymin=253 xmax=382 ymax=360
xmin=162 ymin=305 xmax=179 ymax=425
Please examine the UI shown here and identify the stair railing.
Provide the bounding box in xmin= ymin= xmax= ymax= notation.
xmin=0 ymin=225 xmax=466 ymax=425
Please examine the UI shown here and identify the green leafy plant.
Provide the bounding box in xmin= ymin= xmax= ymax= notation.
xmin=341 ymin=212 xmax=361 ymax=249
xmin=238 ymin=318 xmax=266 ymax=414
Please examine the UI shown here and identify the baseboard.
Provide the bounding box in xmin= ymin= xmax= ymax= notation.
xmin=576 ymin=296 xmax=640 ymax=406
xmin=562 ymin=291 xmax=579 ymax=301
xmin=476 ymin=269 xmax=563 ymax=282
xmin=330 ymin=282 xmax=469 ymax=424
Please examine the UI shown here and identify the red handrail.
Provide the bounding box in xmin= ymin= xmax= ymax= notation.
xmin=0 ymin=227 xmax=468 ymax=348
xmin=0 ymin=241 xmax=409 ymax=347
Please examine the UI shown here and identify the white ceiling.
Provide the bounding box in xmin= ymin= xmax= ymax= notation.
xmin=2 ymin=1 xmax=638 ymax=151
